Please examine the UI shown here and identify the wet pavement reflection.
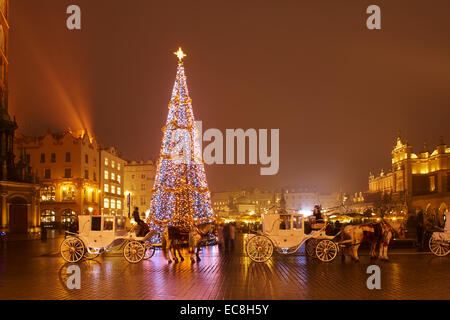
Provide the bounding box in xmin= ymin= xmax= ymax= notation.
xmin=0 ymin=235 xmax=449 ymax=299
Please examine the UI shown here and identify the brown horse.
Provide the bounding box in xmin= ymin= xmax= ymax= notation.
xmin=341 ymin=219 xmax=405 ymax=262
xmin=162 ymin=222 xmax=216 ymax=263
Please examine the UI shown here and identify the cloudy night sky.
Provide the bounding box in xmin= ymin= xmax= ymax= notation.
xmin=7 ymin=0 xmax=450 ymax=193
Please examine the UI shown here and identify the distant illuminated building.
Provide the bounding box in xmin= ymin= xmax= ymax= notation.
xmin=123 ymin=160 xmax=156 ymax=218
xmin=99 ymin=146 xmax=126 ymax=216
xmin=356 ymin=136 xmax=450 ymax=224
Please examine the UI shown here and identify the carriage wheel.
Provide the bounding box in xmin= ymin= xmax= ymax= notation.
xmin=246 ymin=235 xmax=273 ymax=263
xmin=429 ymin=237 xmax=449 ymax=257
xmin=123 ymin=241 xmax=145 ymax=263
xmin=143 ymin=242 xmax=156 ymax=260
xmin=305 ymin=239 xmax=318 ymax=258
xmin=60 ymin=237 xmax=85 ymax=263
xmin=316 ymin=239 xmax=338 ymax=262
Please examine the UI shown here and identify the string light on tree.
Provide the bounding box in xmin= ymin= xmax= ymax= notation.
xmin=147 ymin=47 xmax=214 ymax=231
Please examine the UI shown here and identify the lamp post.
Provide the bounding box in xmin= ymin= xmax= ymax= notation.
xmin=125 ymin=191 xmax=132 ymax=218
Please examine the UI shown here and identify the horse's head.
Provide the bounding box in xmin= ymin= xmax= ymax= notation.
xmin=384 ymin=219 xmax=406 ymax=239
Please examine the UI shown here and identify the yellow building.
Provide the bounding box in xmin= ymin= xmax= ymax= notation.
xmin=123 ymin=160 xmax=156 ymax=218
xmin=16 ymin=130 xmax=101 ymax=228
xmin=362 ymin=136 xmax=450 ymax=223
xmin=99 ymin=146 xmax=126 ymax=216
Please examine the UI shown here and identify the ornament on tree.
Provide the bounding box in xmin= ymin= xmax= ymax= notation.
xmin=147 ymin=48 xmax=214 ymax=231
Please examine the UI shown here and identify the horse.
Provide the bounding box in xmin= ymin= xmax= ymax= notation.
xmin=341 ymin=219 xmax=405 ymax=262
xmin=188 ymin=222 xmax=216 ymax=263
xmin=161 ymin=226 xmax=189 ymax=263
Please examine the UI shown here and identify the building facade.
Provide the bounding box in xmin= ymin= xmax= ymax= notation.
xmin=0 ymin=0 xmax=41 ymax=234
xmin=16 ymin=130 xmax=101 ymax=228
xmin=123 ymin=160 xmax=156 ymax=217
xmin=99 ymin=146 xmax=126 ymax=216
xmin=355 ymin=137 xmax=450 ymax=225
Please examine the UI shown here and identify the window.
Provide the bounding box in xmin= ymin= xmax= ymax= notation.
xmin=103 ymin=217 xmax=114 ymax=231
xmin=93 ymin=172 xmax=97 ymax=181
xmin=293 ymin=216 xmax=303 ymax=230
xmin=84 ymin=170 xmax=89 ymax=179
xmin=117 ymin=175 xmax=121 ymax=183
xmin=40 ymin=153 xmax=45 ymax=163
xmin=44 ymin=169 xmax=51 ymax=179
xmin=51 ymin=153 xmax=56 ymax=162
xmin=279 ymin=215 xmax=291 ymax=230
xmin=111 ymin=172 xmax=115 ymax=181
xmin=117 ymin=164 xmax=121 ymax=171
xmin=91 ymin=217 xmax=102 ymax=231
xmin=117 ymin=187 xmax=121 ymax=195
xmin=141 ymin=197 xmax=146 ymax=205
xmin=85 ymin=154 xmax=88 ymax=164
xmin=131 ymin=184 xmax=136 ymax=191
xmin=111 ymin=185 xmax=116 ymax=194
xmin=111 ymin=160 xmax=115 ymax=168
xmin=117 ymin=200 xmax=122 ymax=209
xmin=41 ymin=186 xmax=55 ymax=201
xmin=64 ymin=168 xmax=71 ymax=178
xmin=41 ymin=210 xmax=56 ymax=224
xmin=141 ymin=184 xmax=146 ymax=191
xmin=110 ymin=199 xmax=116 ymax=209
xmin=116 ymin=217 xmax=126 ymax=230
xmin=65 ymin=152 xmax=71 ymax=162
xmin=62 ymin=185 xmax=76 ymax=201
xmin=132 ymin=175 xmax=135 ymax=179
xmin=104 ymin=198 xmax=109 ymax=208
xmin=141 ymin=174 xmax=146 ymax=179
xmin=105 ymin=158 xmax=109 ymax=166
xmin=104 ymin=184 xmax=109 ymax=193
xmin=104 ymin=170 xmax=109 ymax=180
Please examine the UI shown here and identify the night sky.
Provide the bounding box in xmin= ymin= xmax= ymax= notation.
xmin=8 ymin=0 xmax=450 ymax=193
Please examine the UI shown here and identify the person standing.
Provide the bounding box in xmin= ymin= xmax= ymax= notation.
xmin=416 ymin=209 xmax=424 ymax=250
xmin=229 ymin=222 xmax=236 ymax=250
xmin=223 ymin=223 xmax=230 ymax=251
xmin=217 ymin=223 xmax=224 ymax=249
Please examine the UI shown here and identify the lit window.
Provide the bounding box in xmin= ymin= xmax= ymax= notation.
xmin=112 ymin=160 xmax=115 ymax=168
xmin=105 ymin=158 xmax=109 ymax=166
xmin=104 ymin=198 xmax=109 ymax=208
xmin=117 ymin=187 xmax=121 ymax=195
xmin=104 ymin=184 xmax=109 ymax=193
xmin=117 ymin=200 xmax=121 ymax=209
xmin=117 ymin=175 xmax=121 ymax=183
xmin=62 ymin=185 xmax=76 ymax=201
xmin=111 ymin=185 xmax=116 ymax=194
xmin=118 ymin=164 xmax=121 ymax=170
xmin=111 ymin=172 xmax=116 ymax=181
xmin=111 ymin=199 xmax=116 ymax=209
xmin=41 ymin=186 xmax=56 ymax=201
xmin=104 ymin=170 xmax=109 ymax=180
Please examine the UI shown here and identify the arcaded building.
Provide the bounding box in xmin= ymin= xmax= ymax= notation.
xmin=357 ymin=137 xmax=450 ymax=224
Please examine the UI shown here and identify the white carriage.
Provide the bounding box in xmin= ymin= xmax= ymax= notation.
xmin=429 ymin=212 xmax=450 ymax=257
xmin=60 ymin=215 xmax=155 ymax=263
xmin=245 ymin=213 xmax=339 ymax=263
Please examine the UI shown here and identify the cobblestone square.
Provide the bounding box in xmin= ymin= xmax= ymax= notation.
xmin=1 ymin=235 xmax=449 ymax=300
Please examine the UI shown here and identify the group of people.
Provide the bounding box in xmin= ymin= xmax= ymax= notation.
xmin=216 ymin=222 xmax=236 ymax=250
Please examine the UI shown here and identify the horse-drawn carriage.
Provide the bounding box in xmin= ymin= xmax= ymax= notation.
xmin=60 ymin=215 xmax=155 ymax=263
xmin=245 ymin=213 xmax=340 ymax=263
xmin=429 ymin=212 xmax=449 ymax=257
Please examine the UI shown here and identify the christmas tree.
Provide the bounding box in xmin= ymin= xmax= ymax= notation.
xmin=148 ymin=48 xmax=214 ymax=230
